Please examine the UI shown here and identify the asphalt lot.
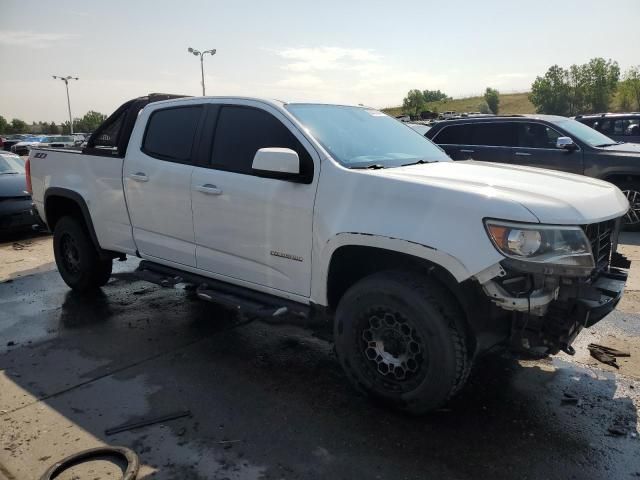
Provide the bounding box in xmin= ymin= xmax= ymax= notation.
xmin=0 ymin=233 xmax=639 ymax=479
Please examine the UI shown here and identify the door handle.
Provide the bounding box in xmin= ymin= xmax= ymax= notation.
xmin=195 ymin=184 xmax=223 ymax=195
xmin=515 ymin=152 xmax=532 ymax=156
xmin=459 ymin=149 xmax=475 ymax=153
xmin=129 ymin=172 xmax=149 ymax=182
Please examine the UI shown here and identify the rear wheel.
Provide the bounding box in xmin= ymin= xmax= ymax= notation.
xmin=333 ymin=271 xmax=472 ymax=414
xmin=53 ymin=216 xmax=112 ymax=292
xmin=618 ymin=181 xmax=640 ymax=231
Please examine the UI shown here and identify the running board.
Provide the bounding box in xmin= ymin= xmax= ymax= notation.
xmin=135 ymin=260 xmax=311 ymax=322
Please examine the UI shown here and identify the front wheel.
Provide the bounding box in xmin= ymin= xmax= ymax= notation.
xmin=53 ymin=216 xmax=112 ymax=292
xmin=333 ymin=271 xmax=472 ymax=415
xmin=618 ymin=181 xmax=640 ymax=231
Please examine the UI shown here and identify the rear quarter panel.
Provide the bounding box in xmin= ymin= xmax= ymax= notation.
xmin=29 ymin=148 xmax=136 ymax=254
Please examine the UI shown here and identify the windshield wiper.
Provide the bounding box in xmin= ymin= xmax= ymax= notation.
xmin=350 ymin=164 xmax=386 ymax=170
xmin=401 ymin=159 xmax=434 ymax=167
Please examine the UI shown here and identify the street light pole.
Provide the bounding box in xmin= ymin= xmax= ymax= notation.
xmin=52 ymin=75 xmax=79 ymax=134
xmin=187 ymin=48 xmax=216 ymax=96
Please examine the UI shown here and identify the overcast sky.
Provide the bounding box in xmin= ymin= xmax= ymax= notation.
xmin=1 ymin=0 xmax=638 ymax=123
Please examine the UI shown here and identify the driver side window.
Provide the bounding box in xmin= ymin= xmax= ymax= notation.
xmin=517 ymin=123 xmax=561 ymax=149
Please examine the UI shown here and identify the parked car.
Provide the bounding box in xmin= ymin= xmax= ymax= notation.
xmin=426 ymin=115 xmax=640 ymax=229
xmin=0 ymin=153 xmax=41 ymax=233
xmin=11 ymin=135 xmax=75 ymax=155
xmin=575 ymin=113 xmax=640 ymax=144
xmin=28 ymin=95 xmax=630 ymax=414
xmin=2 ymin=134 xmax=29 ymax=152
xmin=440 ymin=111 xmax=457 ymax=119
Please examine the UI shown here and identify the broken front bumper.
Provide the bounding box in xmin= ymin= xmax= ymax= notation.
xmin=475 ymin=252 xmax=630 ymax=357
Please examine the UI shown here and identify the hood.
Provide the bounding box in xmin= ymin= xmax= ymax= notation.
xmin=599 ymin=142 xmax=640 ymax=154
xmin=377 ymin=160 xmax=629 ymax=225
xmin=0 ymin=173 xmax=29 ymax=198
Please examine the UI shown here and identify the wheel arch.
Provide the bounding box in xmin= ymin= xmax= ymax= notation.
xmin=44 ymin=187 xmax=102 ymax=252
xmin=314 ymin=233 xmax=471 ymax=311
xmin=602 ymin=173 xmax=640 ymax=186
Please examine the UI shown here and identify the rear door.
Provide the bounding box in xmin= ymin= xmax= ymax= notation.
xmin=430 ymin=124 xmax=473 ymax=160
xmin=512 ymin=122 xmax=583 ymax=174
xmin=465 ymin=122 xmax=516 ymax=163
xmin=191 ymin=103 xmax=318 ymax=297
xmin=124 ymin=105 xmax=204 ymax=267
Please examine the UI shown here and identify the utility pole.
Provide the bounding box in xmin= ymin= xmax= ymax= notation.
xmin=187 ymin=48 xmax=216 ymax=96
xmin=52 ymin=75 xmax=79 ymax=134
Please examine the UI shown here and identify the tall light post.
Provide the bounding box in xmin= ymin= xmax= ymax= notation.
xmin=52 ymin=75 xmax=79 ymax=134
xmin=187 ymin=47 xmax=216 ymax=96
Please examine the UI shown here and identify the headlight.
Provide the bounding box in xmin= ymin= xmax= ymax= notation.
xmin=485 ymin=220 xmax=594 ymax=268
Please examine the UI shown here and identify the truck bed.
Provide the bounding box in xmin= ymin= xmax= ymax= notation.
xmin=29 ymin=147 xmax=137 ymax=254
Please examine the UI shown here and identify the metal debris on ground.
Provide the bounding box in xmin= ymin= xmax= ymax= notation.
xmin=105 ymin=410 xmax=191 ymax=436
xmin=587 ymin=343 xmax=631 ymax=369
xmin=561 ymin=393 xmax=580 ymax=406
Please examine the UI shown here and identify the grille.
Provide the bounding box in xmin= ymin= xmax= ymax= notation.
xmin=582 ymin=219 xmax=617 ymax=271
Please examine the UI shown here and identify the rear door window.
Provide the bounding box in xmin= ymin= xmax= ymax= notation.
xmin=516 ymin=123 xmax=561 ymax=149
xmin=433 ymin=124 xmax=471 ymax=144
xmin=143 ymin=106 xmax=203 ymax=162
xmin=469 ymin=123 xmax=516 ymax=147
xmin=211 ymin=106 xmax=313 ymax=181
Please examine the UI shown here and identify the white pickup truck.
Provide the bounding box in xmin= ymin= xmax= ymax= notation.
xmin=28 ymin=94 xmax=631 ymax=413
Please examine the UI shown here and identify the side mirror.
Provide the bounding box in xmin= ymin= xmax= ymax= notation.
xmin=252 ymin=147 xmax=300 ymax=174
xmin=556 ymin=136 xmax=577 ymax=150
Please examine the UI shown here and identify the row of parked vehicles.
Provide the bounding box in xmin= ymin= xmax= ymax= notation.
xmin=23 ymin=94 xmax=632 ymax=413
xmin=1 ymin=133 xmax=88 ymax=156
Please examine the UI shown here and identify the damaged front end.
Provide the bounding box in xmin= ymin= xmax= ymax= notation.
xmin=476 ymin=218 xmax=630 ymax=356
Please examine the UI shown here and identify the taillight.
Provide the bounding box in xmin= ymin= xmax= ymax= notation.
xmin=25 ymin=158 xmax=32 ymax=194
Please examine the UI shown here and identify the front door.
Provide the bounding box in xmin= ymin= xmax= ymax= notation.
xmin=191 ymin=103 xmax=318 ymax=297
xmin=512 ymin=122 xmax=583 ymax=174
xmin=124 ymin=105 xmax=204 ymax=267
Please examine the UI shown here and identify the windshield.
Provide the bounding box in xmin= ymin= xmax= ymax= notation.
xmin=286 ymin=104 xmax=450 ymax=168
xmin=556 ymin=119 xmax=617 ymax=147
xmin=0 ymin=155 xmax=25 ymax=174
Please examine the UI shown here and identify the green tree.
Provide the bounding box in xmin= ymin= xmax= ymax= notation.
xmin=530 ymin=64 xmax=571 ymax=115
xmin=478 ymin=101 xmax=491 ymax=114
xmin=567 ymin=64 xmax=589 ymax=114
xmin=584 ymin=57 xmax=619 ymax=112
xmin=484 ymin=87 xmax=500 ymax=114
xmin=74 ymin=110 xmax=107 ymax=133
xmin=0 ymin=115 xmax=8 ymax=134
xmin=619 ymin=65 xmax=640 ymax=110
xmin=9 ymin=118 xmax=27 ymax=134
xmin=47 ymin=122 xmax=60 ymax=134
xmin=422 ymin=89 xmax=449 ymax=102
xmin=402 ymin=89 xmax=426 ymax=118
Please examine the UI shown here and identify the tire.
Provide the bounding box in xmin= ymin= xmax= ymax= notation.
xmin=334 ymin=270 xmax=471 ymax=414
xmin=53 ymin=216 xmax=112 ymax=292
xmin=617 ymin=181 xmax=640 ymax=231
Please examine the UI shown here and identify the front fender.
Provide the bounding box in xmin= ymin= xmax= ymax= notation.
xmin=311 ymin=232 xmax=471 ymax=306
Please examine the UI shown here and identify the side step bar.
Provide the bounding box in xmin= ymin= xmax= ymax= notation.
xmin=135 ymin=260 xmax=311 ymax=322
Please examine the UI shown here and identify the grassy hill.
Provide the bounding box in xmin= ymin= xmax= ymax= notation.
xmin=382 ymin=92 xmax=535 ymax=117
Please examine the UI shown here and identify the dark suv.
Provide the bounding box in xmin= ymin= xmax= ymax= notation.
xmin=425 ymin=115 xmax=640 ymax=229
xmin=575 ymin=113 xmax=640 ymax=144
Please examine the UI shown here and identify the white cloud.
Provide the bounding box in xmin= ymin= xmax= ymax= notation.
xmin=279 ymin=47 xmax=380 ymax=73
xmin=0 ymin=31 xmax=78 ymax=49
xmin=275 ymin=74 xmax=324 ymax=89
xmin=271 ymin=46 xmax=449 ymax=107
